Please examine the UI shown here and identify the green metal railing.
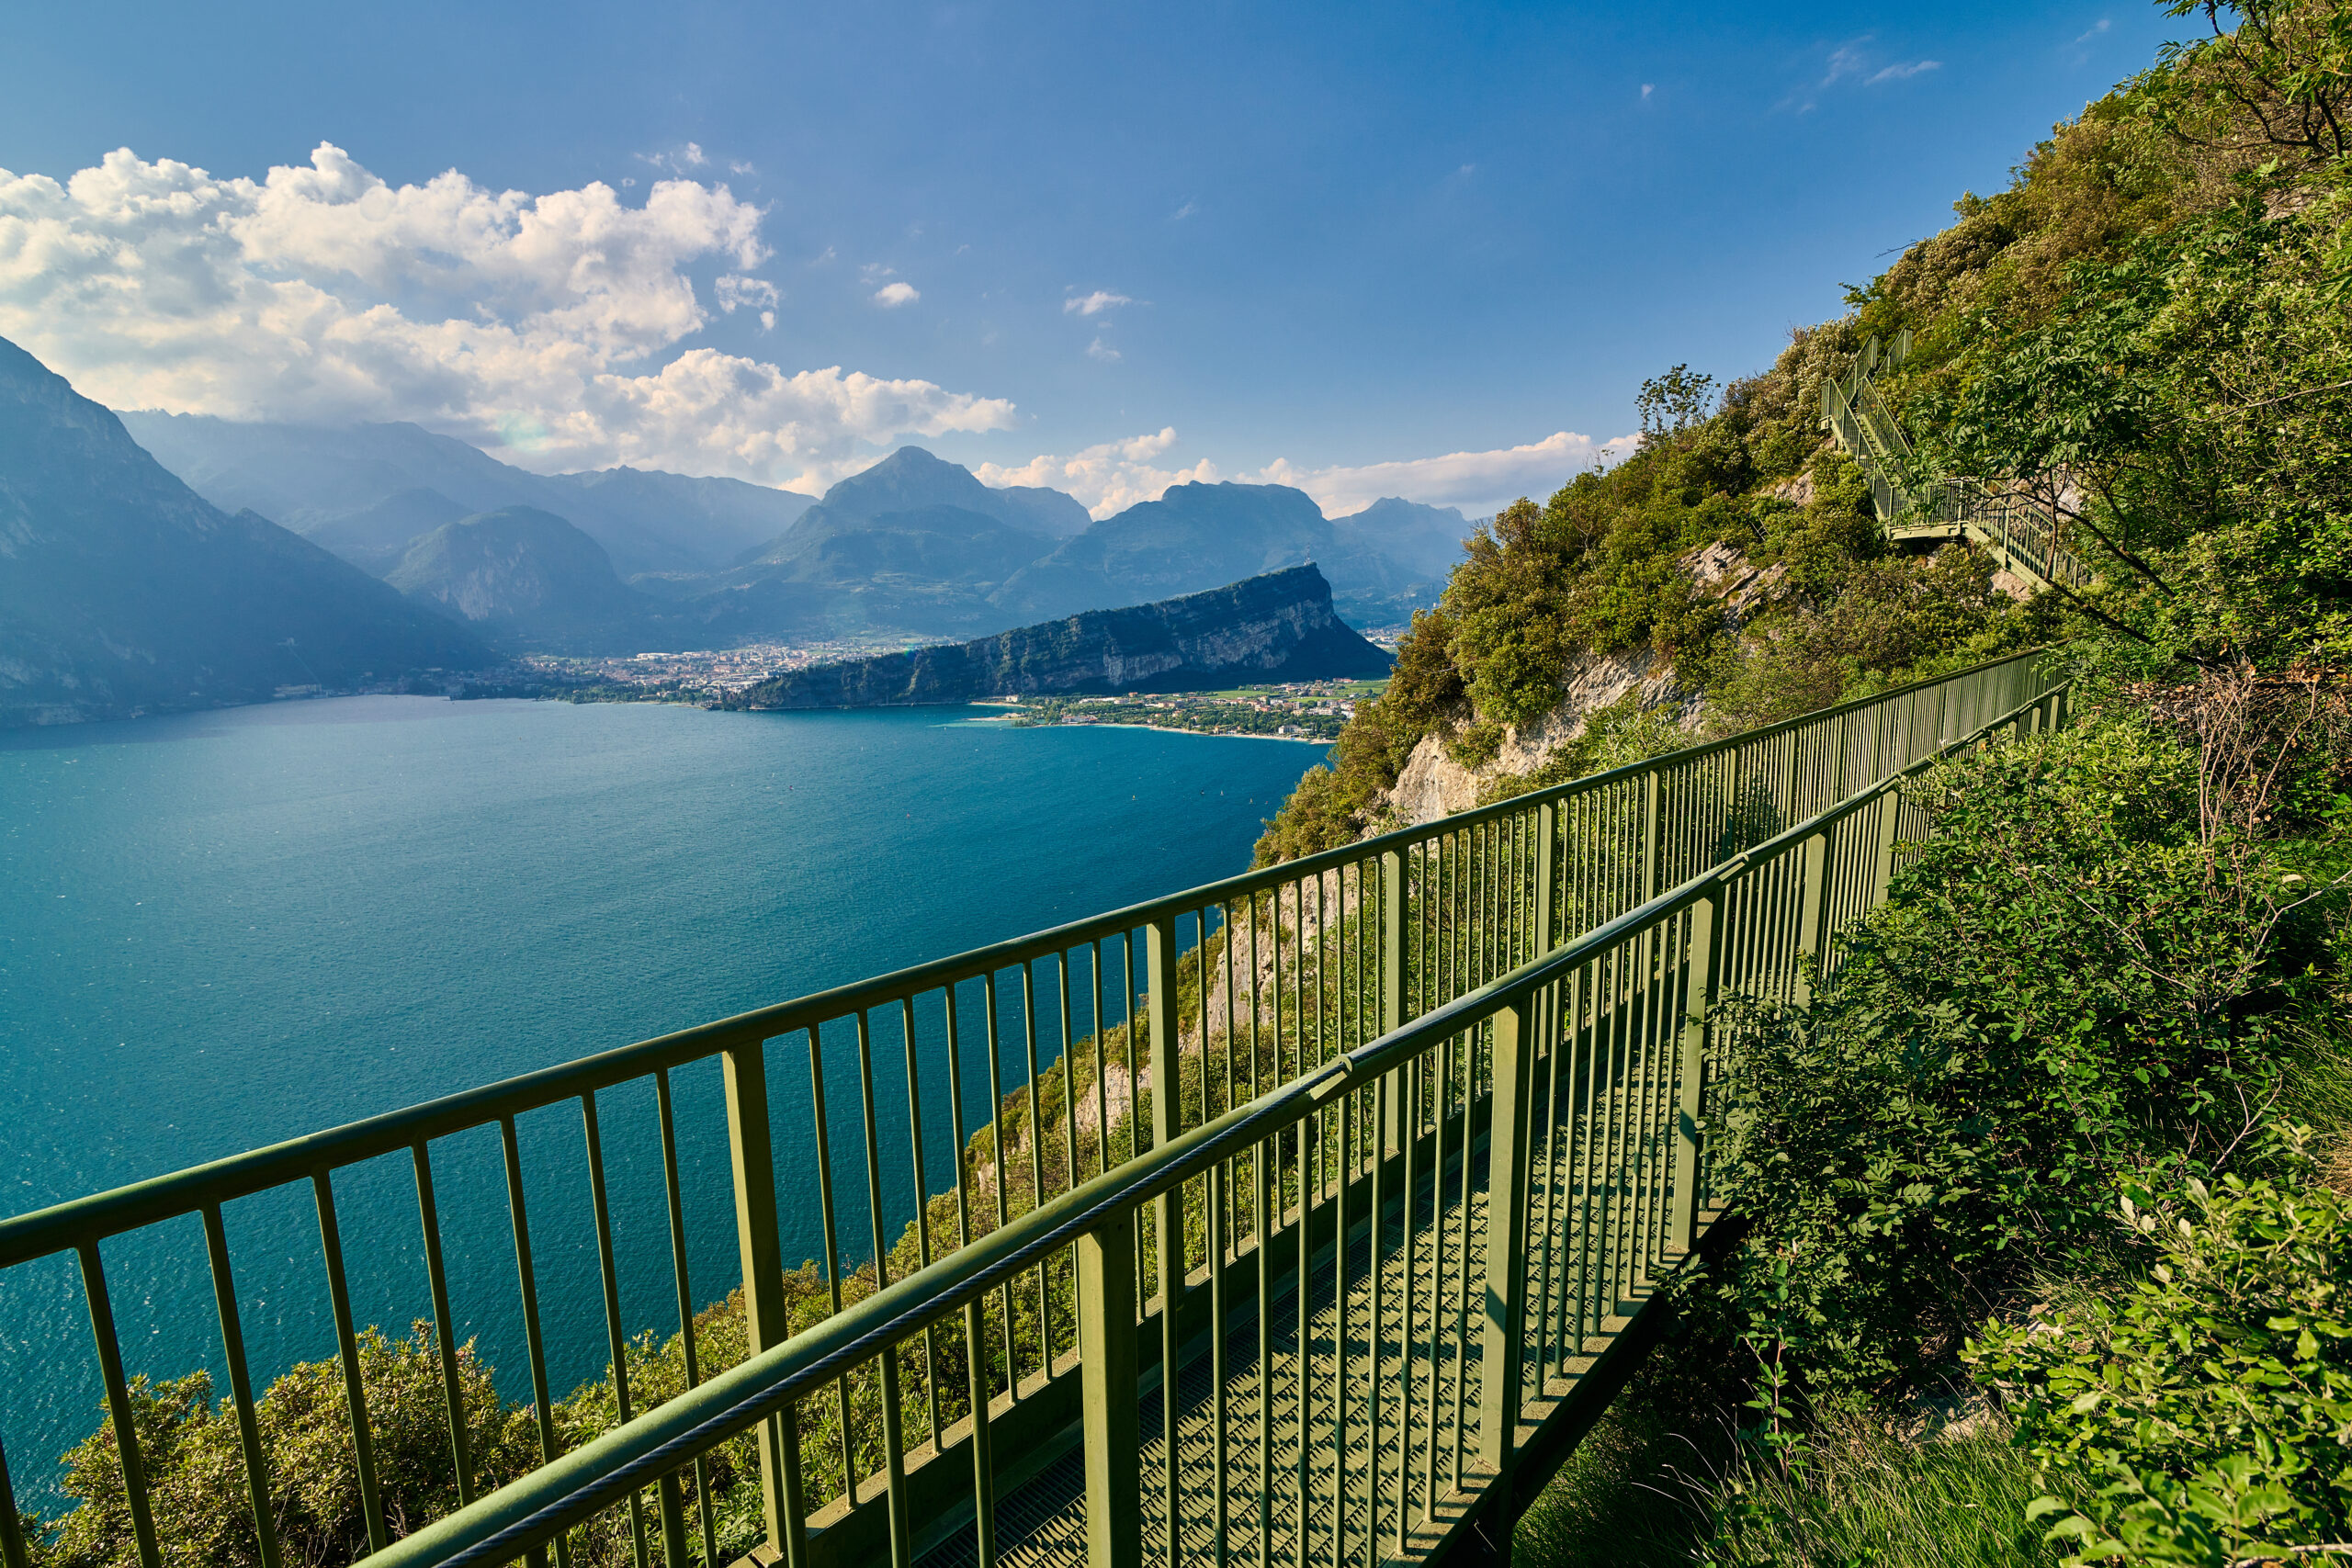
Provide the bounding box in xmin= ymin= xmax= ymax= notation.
xmin=0 ymin=650 xmax=2069 ymax=1568
xmin=1821 ymin=333 xmax=2094 ymax=592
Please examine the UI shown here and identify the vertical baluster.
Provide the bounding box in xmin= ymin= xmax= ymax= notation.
xmin=78 ymin=1243 xmax=162 ymax=1568
xmin=854 ymin=1010 xmax=913 ymax=1568
xmin=500 ymin=1115 xmax=566 ymax=1568
xmin=312 ymin=1170 xmax=390 ymax=1554
xmin=1080 ymin=1204 xmax=1142 ymax=1568
xmin=411 ymin=1141 xmax=475 ymax=1509
xmin=1250 ymin=894 xmax=1274 ymax=1568
xmin=1145 ymin=914 xmax=1183 ymax=1568
xmin=725 ymin=1039 xmax=805 ymax=1567
xmin=200 ymin=1204 xmax=282 ymax=1568
xmin=580 ymin=1092 xmax=651 ymax=1568
xmin=1394 ymin=1043 xmax=1422 ymax=1549
xmin=1021 ymin=963 xmax=1053 ymax=1377
xmin=1673 ymin=889 xmax=1721 ymax=1255
xmin=0 ymin=1427 xmax=29 ymax=1568
xmin=944 ymin=985 xmax=998 ymax=1568
xmin=657 ymin=1068 xmax=722 ymax=1566
xmin=984 ymin=973 xmax=1016 ymax=1400
xmin=902 ymin=998 xmax=944 ymax=1450
xmin=1420 ymin=1031 xmax=1449 ymax=1520
xmin=1476 ymin=987 xmax=1535 ymax=1546
xmin=1092 ymin=942 xmax=1113 ymax=1179
xmin=802 ymin=1032 xmax=861 ymax=1511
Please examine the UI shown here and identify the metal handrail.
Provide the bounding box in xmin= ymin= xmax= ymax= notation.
xmin=368 ymin=672 xmax=2073 ymax=1568
xmin=0 ymin=648 xmax=2053 ymax=1270
xmin=0 ymin=646 xmax=2070 ymax=1568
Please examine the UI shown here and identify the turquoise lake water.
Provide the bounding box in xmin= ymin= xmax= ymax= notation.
xmin=0 ymin=695 xmax=1324 ymax=1504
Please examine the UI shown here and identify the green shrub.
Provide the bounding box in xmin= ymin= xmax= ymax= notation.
xmin=1972 ymin=1166 xmax=2352 ymax=1566
xmin=1705 ymin=715 xmax=2301 ymax=1400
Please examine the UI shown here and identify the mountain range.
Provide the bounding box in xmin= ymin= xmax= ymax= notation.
xmin=1 ymin=332 xmax=1474 ymax=723
xmin=0 ymin=339 xmax=490 ymax=727
xmin=117 ymin=412 xmax=816 ymax=579
xmin=122 ymin=415 xmax=1470 ymax=651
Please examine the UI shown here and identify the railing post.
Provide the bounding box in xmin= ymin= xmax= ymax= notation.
xmin=1792 ymin=830 xmax=1829 ymax=1008
xmin=723 ymin=1040 xmax=805 ymax=1567
xmin=1640 ymin=766 xmax=1664 ymax=902
xmin=1532 ymin=801 xmax=1557 ymax=958
xmin=1381 ymin=846 xmax=1407 ymax=1156
xmin=1869 ymin=783 xmax=1903 ymax=909
xmin=1079 ymin=1205 xmax=1142 ymax=1568
xmin=1671 ymin=891 xmax=1719 ymax=1255
xmin=1144 ymin=912 xmax=1184 ymax=1553
xmin=1476 ymin=991 xmax=1535 ymax=1474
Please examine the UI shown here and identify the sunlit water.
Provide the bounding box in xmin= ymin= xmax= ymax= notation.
xmin=0 ymin=695 xmax=1323 ymax=1505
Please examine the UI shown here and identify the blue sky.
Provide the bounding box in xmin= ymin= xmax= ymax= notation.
xmin=0 ymin=2 xmax=2177 ymax=515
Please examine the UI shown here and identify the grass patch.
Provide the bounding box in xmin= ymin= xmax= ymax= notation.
xmin=1516 ymin=1397 xmax=2059 ymax=1568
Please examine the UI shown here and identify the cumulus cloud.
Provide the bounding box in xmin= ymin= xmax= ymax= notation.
xmin=1064 ymin=289 xmax=1131 ymax=316
xmin=0 ymin=143 xmax=1013 ymax=485
xmin=1250 ymin=430 xmax=1635 ymax=519
xmin=976 ymin=427 xmax=1633 ymax=522
xmin=1085 ymin=336 xmax=1121 ymax=363
xmin=872 ymin=280 xmax=920 ymax=307
xmin=977 ymin=427 xmax=1222 ymax=518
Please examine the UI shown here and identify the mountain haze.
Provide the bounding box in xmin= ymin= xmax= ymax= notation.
xmin=386 ymin=507 xmax=653 ymax=652
xmin=117 ymin=413 xmax=814 ymax=577
xmin=0 ymin=337 xmax=490 ymax=727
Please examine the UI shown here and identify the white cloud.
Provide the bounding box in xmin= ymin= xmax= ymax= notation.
xmin=1822 ymin=40 xmax=1872 ymax=85
xmin=1063 ymin=289 xmax=1131 ymax=316
xmin=1867 ymin=60 xmax=1940 ymax=83
xmin=714 ymin=275 xmax=779 ymax=312
xmin=1641 ymin=83 xmax=1654 ymax=99
xmin=1250 ymin=431 xmax=1635 ymax=519
xmin=977 ymin=427 xmax=1223 ymax=518
xmin=1170 ymin=200 xmax=1198 ymax=220
xmin=2075 ymin=17 xmax=2111 ymax=42
xmin=1085 ymin=336 xmax=1121 ymax=363
xmin=0 ymin=143 xmax=1013 ymax=486
xmin=872 ymin=280 xmax=920 ymax=308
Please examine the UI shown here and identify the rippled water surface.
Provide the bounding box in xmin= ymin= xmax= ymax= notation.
xmin=0 ymin=695 xmax=1322 ymax=1501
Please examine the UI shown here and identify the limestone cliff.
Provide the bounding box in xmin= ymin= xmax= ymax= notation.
xmin=1380 ymin=541 xmax=1784 ymax=827
xmin=728 ymin=564 xmax=1389 ymax=710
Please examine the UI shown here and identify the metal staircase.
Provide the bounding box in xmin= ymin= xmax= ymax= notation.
xmin=1821 ymin=333 xmax=2094 ymax=592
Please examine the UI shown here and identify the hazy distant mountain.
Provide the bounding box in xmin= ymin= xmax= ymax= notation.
xmin=0 ymin=336 xmax=490 ymax=728
xmin=386 ymin=507 xmax=654 ymax=653
xmin=1331 ymin=497 xmax=1471 ymax=583
xmin=730 ymin=564 xmax=1389 ymax=709
xmin=308 ymin=487 xmax=474 ymax=573
xmin=734 ymin=446 xmax=1085 ymax=565
xmin=707 ymin=447 xmax=1094 ymax=636
xmin=116 ymin=412 xmax=812 ymax=576
xmin=992 ymin=480 xmax=1349 ymax=621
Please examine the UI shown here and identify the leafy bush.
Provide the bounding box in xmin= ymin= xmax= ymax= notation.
xmin=1972 ymin=1167 xmax=2352 ymax=1567
xmin=1705 ymin=714 xmax=2302 ymax=1401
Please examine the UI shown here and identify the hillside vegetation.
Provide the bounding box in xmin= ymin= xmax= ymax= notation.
xmin=1266 ymin=5 xmax=2352 ymax=1565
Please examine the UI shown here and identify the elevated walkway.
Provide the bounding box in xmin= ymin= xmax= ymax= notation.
xmin=1821 ymin=333 xmax=2094 ymax=593
xmin=0 ymin=653 xmax=2070 ymax=1568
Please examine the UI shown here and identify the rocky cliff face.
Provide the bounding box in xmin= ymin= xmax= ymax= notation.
xmin=1379 ymin=540 xmax=1785 ymax=827
xmin=730 ymin=564 xmax=1390 ymax=709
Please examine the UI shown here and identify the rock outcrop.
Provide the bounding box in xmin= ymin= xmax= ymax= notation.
xmin=729 ymin=564 xmax=1389 ymax=709
xmin=1377 ymin=540 xmax=1783 ymax=828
